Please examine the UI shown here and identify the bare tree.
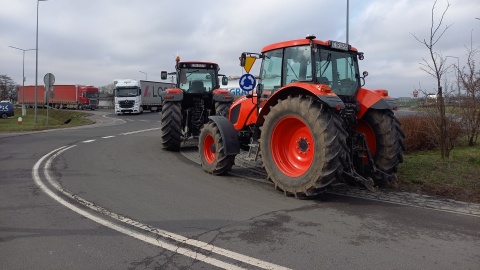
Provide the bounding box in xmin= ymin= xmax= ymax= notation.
xmin=99 ymin=83 xmax=115 ymax=94
xmin=458 ymin=39 xmax=480 ymax=146
xmin=412 ymin=0 xmax=453 ymax=158
xmin=0 ymin=75 xmax=17 ymax=102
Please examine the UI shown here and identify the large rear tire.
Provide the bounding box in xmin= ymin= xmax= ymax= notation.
xmin=355 ymin=109 xmax=405 ymax=185
xmin=161 ymin=102 xmax=182 ymax=151
xmin=199 ymin=121 xmax=235 ymax=175
xmin=260 ymin=96 xmax=347 ymax=198
xmin=215 ymin=102 xmax=231 ymax=118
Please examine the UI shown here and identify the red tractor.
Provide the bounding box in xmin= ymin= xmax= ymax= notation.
xmin=160 ymin=56 xmax=233 ymax=151
xmin=199 ymin=35 xmax=405 ymax=198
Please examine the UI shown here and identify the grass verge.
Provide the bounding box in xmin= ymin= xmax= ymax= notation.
xmin=0 ymin=108 xmax=93 ymax=132
xmin=396 ymin=146 xmax=480 ymax=203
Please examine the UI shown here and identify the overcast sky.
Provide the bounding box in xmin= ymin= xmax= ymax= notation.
xmin=1 ymin=0 xmax=479 ymax=97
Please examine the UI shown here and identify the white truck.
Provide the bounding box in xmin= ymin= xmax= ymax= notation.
xmin=114 ymin=79 xmax=174 ymax=114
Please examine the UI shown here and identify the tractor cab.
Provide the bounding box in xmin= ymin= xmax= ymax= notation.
xmin=240 ymin=36 xmax=366 ymax=104
xmin=161 ymin=57 xmax=228 ymax=93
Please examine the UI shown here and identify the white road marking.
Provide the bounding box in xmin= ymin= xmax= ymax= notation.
xmin=101 ymin=136 xmax=115 ymax=139
xmin=120 ymin=127 xmax=161 ymax=135
xmin=82 ymin=139 xmax=95 ymax=143
xmin=33 ymin=146 xmax=290 ymax=270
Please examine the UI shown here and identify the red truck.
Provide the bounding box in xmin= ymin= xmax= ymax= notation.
xmin=18 ymin=85 xmax=99 ymax=110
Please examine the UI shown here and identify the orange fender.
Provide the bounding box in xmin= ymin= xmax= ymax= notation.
xmin=229 ymin=94 xmax=259 ymax=130
xmin=356 ymin=88 xmax=398 ymax=119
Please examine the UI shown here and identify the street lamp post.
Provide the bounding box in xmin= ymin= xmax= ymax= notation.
xmin=9 ymin=46 xmax=35 ymax=116
xmin=446 ymin=56 xmax=460 ymax=97
xmin=346 ymin=0 xmax=349 ymax=45
xmin=139 ymin=71 xmax=147 ymax=80
xmin=35 ymin=0 xmax=48 ymax=123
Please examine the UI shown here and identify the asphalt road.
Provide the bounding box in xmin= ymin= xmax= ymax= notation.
xmin=1 ymin=109 xmax=479 ymax=270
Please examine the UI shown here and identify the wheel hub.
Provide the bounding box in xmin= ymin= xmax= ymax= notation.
xmin=297 ymin=137 xmax=309 ymax=153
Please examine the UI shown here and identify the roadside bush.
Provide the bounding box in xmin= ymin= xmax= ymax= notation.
xmin=398 ymin=114 xmax=464 ymax=152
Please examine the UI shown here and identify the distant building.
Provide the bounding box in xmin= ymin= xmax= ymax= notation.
xmin=98 ymin=92 xmax=113 ymax=108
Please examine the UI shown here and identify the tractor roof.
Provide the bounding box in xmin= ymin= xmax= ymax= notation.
xmin=261 ymin=38 xmax=358 ymax=53
xmin=178 ymin=61 xmax=218 ymax=66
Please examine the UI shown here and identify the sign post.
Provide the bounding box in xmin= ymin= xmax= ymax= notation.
xmin=43 ymin=73 xmax=55 ymax=127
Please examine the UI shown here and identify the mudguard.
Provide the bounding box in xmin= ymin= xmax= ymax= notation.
xmin=208 ymin=116 xmax=240 ymax=155
xmin=212 ymin=89 xmax=234 ymax=102
xmin=257 ymin=83 xmax=344 ymax=126
xmin=356 ymin=88 xmax=398 ymax=118
xmin=161 ymin=88 xmax=183 ymax=102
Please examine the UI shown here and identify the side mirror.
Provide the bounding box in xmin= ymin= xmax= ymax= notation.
xmin=358 ymin=52 xmax=364 ymax=60
xmin=239 ymin=53 xmax=246 ymax=67
xmin=221 ymin=76 xmax=228 ymax=85
xmin=361 ymin=71 xmax=368 ymax=87
xmin=161 ymin=71 xmax=167 ymax=80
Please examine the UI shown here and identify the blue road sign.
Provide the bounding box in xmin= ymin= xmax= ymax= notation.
xmin=239 ymin=74 xmax=256 ymax=92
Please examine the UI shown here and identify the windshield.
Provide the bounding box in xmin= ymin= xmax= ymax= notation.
xmin=314 ymin=47 xmax=359 ymax=96
xmin=178 ymin=68 xmax=217 ymax=93
xmin=259 ymin=49 xmax=283 ymax=91
xmin=259 ymin=46 xmax=313 ymax=91
xmin=115 ymin=87 xmax=139 ymax=97
xmin=85 ymin=92 xmax=99 ymax=98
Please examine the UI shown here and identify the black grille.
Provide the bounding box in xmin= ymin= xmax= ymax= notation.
xmin=120 ymin=100 xmax=134 ymax=108
xmin=230 ymin=103 xmax=241 ymax=124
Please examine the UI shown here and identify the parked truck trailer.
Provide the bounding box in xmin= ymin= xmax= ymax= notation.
xmin=18 ymin=85 xmax=99 ymax=110
xmin=114 ymin=79 xmax=174 ymax=114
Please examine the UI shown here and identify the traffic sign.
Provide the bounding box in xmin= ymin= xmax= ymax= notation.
xmin=243 ymin=56 xmax=256 ymax=73
xmin=239 ymin=74 xmax=256 ymax=92
xmin=43 ymin=73 xmax=55 ymax=91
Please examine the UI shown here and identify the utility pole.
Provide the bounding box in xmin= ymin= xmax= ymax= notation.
xmin=346 ymin=0 xmax=349 ymax=45
xmin=35 ymin=0 xmax=48 ymax=123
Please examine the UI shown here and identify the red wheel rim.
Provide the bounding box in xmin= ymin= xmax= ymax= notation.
xmin=203 ymin=134 xmax=216 ymax=164
xmin=271 ymin=116 xmax=314 ymax=177
xmin=355 ymin=119 xmax=377 ymax=158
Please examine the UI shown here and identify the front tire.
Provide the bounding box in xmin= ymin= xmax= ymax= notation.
xmin=261 ymin=96 xmax=347 ymax=198
xmin=161 ymin=102 xmax=182 ymax=151
xmin=199 ymin=121 xmax=236 ymax=175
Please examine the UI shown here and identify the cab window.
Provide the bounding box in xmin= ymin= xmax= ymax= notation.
xmin=283 ymin=45 xmax=312 ymax=85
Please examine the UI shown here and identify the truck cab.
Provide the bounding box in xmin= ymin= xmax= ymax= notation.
xmin=78 ymin=86 xmax=99 ymax=110
xmin=114 ymin=79 xmax=142 ymax=114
